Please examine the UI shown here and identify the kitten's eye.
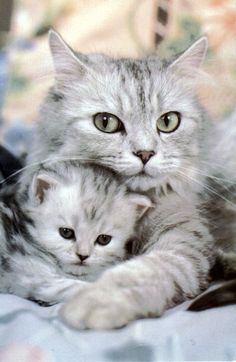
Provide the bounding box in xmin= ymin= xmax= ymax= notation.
xmin=59 ymin=227 xmax=75 ymax=240
xmin=157 ymin=112 xmax=181 ymax=133
xmin=95 ymin=234 xmax=112 ymax=246
xmin=93 ymin=113 xmax=124 ymax=133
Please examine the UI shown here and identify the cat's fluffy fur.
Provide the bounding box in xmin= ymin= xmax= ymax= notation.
xmin=19 ymin=31 xmax=235 ymax=328
xmin=188 ymin=250 xmax=236 ymax=311
xmin=1 ymin=163 xmax=150 ymax=305
xmin=21 ymin=33 xmax=210 ymax=195
xmin=188 ymin=111 xmax=236 ymax=311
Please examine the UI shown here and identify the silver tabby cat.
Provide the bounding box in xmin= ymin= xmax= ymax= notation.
xmin=20 ymin=31 xmax=235 ymax=328
xmin=1 ymin=163 xmax=151 ymax=305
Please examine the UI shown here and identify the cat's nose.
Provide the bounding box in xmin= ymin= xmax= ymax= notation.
xmin=133 ymin=150 xmax=155 ymax=165
xmin=77 ymin=254 xmax=89 ymax=262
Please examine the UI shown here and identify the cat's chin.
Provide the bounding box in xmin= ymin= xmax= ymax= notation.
xmin=63 ymin=263 xmax=105 ymax=281
xmin=123 ymin=173 xmax=164 ymax=192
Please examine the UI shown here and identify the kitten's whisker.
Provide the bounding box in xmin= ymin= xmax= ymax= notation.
xmin=0 ymin=155 xmax=98 ymax=186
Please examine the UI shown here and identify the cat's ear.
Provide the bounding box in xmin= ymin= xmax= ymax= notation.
xmin=31 ymin=173 xmax=59 ymax=203
xmin=48 ymin=29 xmax=90 ymax=82
xmin=169 ymin=37 xmax=208 ymax=77
xmin=128 ymin=194 xmax=154 ymax=219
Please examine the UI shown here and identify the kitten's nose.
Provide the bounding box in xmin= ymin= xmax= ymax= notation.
xmin=133 ymin=150 xmax=155 ymax=165
xmin=77 ymin=254 xmax=89 ymax=262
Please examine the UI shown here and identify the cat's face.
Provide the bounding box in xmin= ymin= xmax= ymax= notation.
xmin=29 ymin=167 xmax=151 ymax=280
xmin=45 ymin=32 xmax=208 ymax=191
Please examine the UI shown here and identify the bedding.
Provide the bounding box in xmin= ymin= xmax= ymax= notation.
xmin=0 ymin=288 xmax=235 ymax=362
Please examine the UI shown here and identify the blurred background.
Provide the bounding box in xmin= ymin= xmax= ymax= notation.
xmin=0 ymin=0 xmax=235 ymax=158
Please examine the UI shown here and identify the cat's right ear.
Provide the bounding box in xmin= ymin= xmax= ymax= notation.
xmin=31 ymin=173 xmax=59 ymax=203
xmin=48 ymin=29 xmax=90 ymax=82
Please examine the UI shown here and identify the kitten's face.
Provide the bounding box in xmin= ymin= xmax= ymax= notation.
xmin=46 ymin=32 xmax=208 ymax=191
xmin=29 ymin=168 xmax=151 ymax=280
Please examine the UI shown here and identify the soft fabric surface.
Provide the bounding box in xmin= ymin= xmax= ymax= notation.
xmin=0 ymin=292 xmax=235 ymax=362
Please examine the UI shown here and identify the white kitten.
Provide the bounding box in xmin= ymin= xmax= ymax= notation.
xmin=0 ymin=164 xmax=151 ymax=305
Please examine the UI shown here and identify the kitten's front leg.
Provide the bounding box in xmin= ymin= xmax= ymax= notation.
xmin=60 ymin=226 xmax=214 ymax=329
xmin=7 ymin=257 xmax=90 ymax=305
xmin=29 ymin=276 xmax=90 ymax=305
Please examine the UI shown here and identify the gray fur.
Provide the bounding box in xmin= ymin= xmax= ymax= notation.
xmin=1 ymin=164 xmax=149 ymax=305
xmin=188 ymin=280 xmax=236 ymax=311
xmin=18 ymin=31 xmax=235 ymax=328
xmin=188 ymin=111 xmax=236 ymax=312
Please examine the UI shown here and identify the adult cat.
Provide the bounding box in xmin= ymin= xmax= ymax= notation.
xmin=20 ymin=31 xmax=234 ymax=328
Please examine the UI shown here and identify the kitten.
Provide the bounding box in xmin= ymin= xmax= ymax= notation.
xmin=0 ymin=163 xmax=151 ymax=305
xmin=20 ymin=31 xmax=234 ymax=328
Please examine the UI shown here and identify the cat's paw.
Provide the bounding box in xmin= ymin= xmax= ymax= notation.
xmin=60 ymin=282 xmax=136 ymax=329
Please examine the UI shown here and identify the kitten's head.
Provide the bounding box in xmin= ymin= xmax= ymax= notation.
xmin=28 ymin=165 xmax=152 ymax=280
xmin=43 ymin=31 xmax=208 ymax=191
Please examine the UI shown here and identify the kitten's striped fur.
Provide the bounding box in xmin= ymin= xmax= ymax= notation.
xmin=0 ymin=163 xmax=150 ymax=305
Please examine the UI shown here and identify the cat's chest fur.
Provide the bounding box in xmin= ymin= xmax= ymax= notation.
xmin=136 ymin=185 xmax=202 ymax=250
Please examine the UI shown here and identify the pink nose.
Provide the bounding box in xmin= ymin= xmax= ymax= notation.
xmin=133 ymin=150 xmax=155 ymax=165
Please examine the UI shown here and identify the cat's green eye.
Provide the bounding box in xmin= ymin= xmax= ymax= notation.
xmin=59 ymin=227 xmax=75 ymax=240
xmin=157 ymin=112 xmax=181 ymax=133
xmin=96 ymin=234 xmax=112 ymax=246
xmin=93 ymin=113 xmax=124 ymax=133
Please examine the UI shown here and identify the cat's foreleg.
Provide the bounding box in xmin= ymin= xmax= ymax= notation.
xmin=60 ymin=226 xmax=214 ymax=329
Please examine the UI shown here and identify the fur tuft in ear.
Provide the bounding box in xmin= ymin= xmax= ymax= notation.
xmin=32 ymin=173 xmax=59 ymax=203
xmin=128 ymin=194 xmax=154 ymax=219
xmin=169 ymin=37 xmax=208 ymax=77
xmin=48 ymin=29 xmax=90 ymax=82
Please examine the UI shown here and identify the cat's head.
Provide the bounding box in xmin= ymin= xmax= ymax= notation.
xmin=28 ymin=165 xmax=152 ymax=280
xmin=43 ymin=31 xmax=208 ymax=192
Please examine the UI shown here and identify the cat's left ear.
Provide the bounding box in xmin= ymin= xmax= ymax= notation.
xmin=128 ymin=194 xmax=154 ymax=219
xmin=169 ymin=37 xmax=208 ymax=77
xmin=31 ymin=173 xmax=59 ymax=203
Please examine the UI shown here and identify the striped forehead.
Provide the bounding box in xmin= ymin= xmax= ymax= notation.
xmin=76 ymin=176 xmax=119 ymax=223
xmin=116 ymin=59 xmax=155 ymax=115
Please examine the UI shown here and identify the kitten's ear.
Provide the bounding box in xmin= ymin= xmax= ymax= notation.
xmin=31 ymin=173 xmax=59 ymax=203
xmin=128 ymin=194 xmax=154 ymax=219
xmin=169 ymin=37 xmax=208 ymax=77
xmin=48 ymin=29 xmax=89 ymax=82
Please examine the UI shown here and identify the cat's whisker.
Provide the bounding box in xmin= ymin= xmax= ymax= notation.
xmin=178 ymin=165 xmax=235 ymax=184
xmin=177 ymin=165 xmax=235 ymax=197
xmin=176 ymin=170 xmax=235 ymax=208
xmin=179 ymin=155 xmax=236 ymax=170
xmin=199 ymin=159 xmax=236 ymax=170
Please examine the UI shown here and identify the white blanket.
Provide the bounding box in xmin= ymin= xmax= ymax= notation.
xmin=0 ymin=292 xmax=235 ymax=362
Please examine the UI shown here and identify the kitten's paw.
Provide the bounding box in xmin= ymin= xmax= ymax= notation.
xmin=60 ymin=283 xmax=136 ymax=329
